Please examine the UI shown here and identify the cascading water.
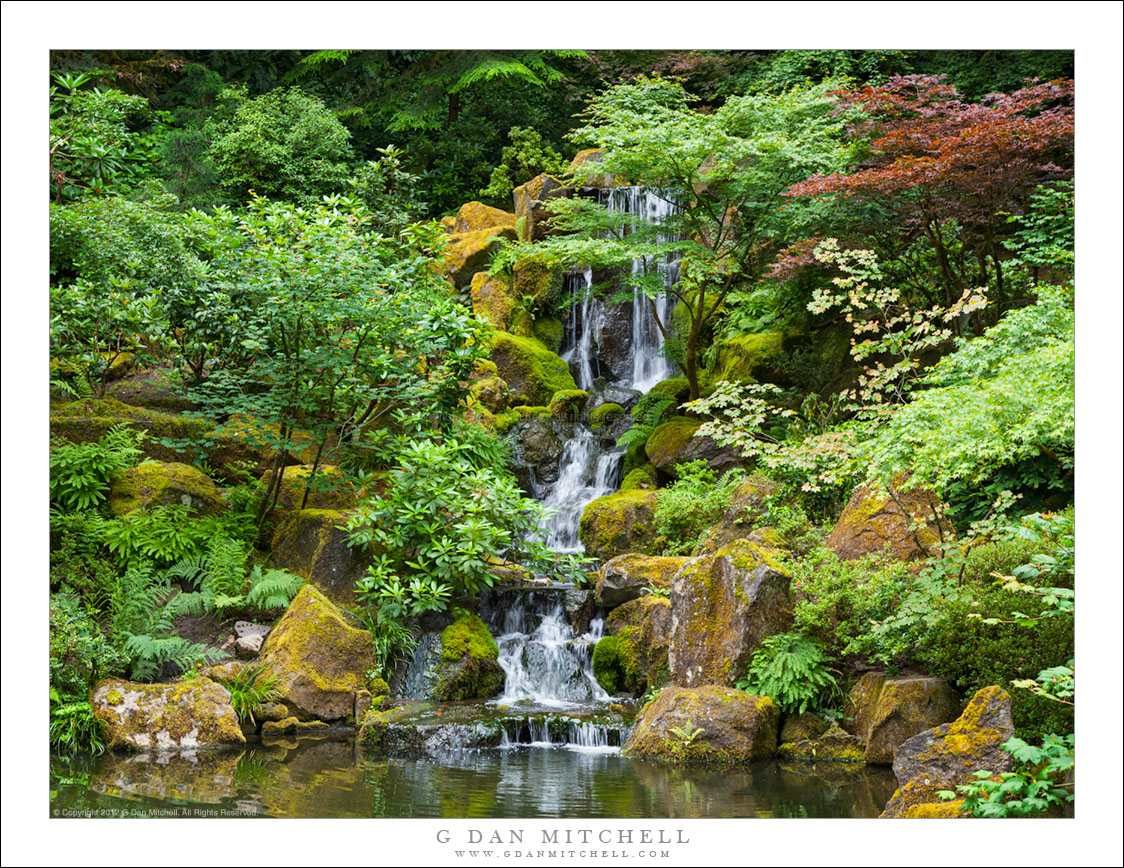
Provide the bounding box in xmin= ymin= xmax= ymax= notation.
xmin=539 ymin=434 xmax=623 ymax=552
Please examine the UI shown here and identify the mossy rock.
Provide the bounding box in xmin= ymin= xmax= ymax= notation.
xmin=493 ymin=408 xmax=520 ymax=435
xmin=578 ymin=489 xmax=660 ymax=562
xmin=531 ymin=317 xmax=564 ymax=353
xmin=261 ymin=464 xmax=355 ymax=511
xmin=622 ymin=685 xmax=778 ymax=763
xmin=826 ymin=475 xmax=955 ymax=562
xmin=108 ymin=461 xmax=225 ymax=517
xmin=469 ymin=373 xmax=510 ymax=415
xmin=597 ymin=553 xmax=687 ymax=608
xmin=697 ymin=478 xmax=784 ymax=554
xmin=270 ymin=509 xmax=373 ymax=601
xmin=594 ymin=595 xmax=673 ymax=695
xmin=705 ymin=332 xmax=784 ymax=386
xmin=589 ymin=402 xmax=624 ymax=432
xmin=258 ymin=585 xmax=375 ymax=722
xmin=668 ymin=538 xmax=792 ymax=688
xmin=548 ymin=389 xmax=588 ymax=419
xmin=453 ymin=201 xmax=516 ymax=234
xmin=777 ymin=724 xmax=866 ymax=763
xmin=470 ymin=271 xmax=522 ymax=333
xmin=443 ymin=226 xmax=517 ymax=288
xmin=432 ymin=609 xmax=505 ymax=702
xmin=779 ymin=712 xmax=830 ymax=744
xmin=645 ymin=415 xmax=741 ymax=479
xmin=512 ymin=173 xmax=570 ymax=242
xmin=879 ymin=777 xmax=966 ymax=819
xmin=567 ymin=148 xmax=618 ymax=189
xmin=513 ymin=257 xmax=564 ymax=313
xmin=107 ymin=367 xmax=197 ymax=413
xmin=91 ymin=677 xmax=245 ymax=751
xmin=488 ymin=331 xmax=577 ymax=406
xmin=646 ymin=377 xmax=691 ymax=403
xmin=844 ymin=674 xmax=961 ymax=765
xmin=620 ymin=439 xmax=649 ymax=479
xmin=620 ymin=463 xmax=657 ymax=491
xmin=260 ymin=717 xmax=331 ymax=735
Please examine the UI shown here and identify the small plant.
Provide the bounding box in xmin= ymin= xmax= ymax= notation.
xmin=642 ymin=584 xmax=670 ymax=599
xmin=654 ymin=460 xmax=744 ymax=556
xmin=353 ymin=608 xmax=420 ymax=681
xmin=668 ymin=719 xmax=705 ymax=746
xmin=49 ymin=692 xmax=106 ymax=755
xmin=49 ymin=425 xmax=144 ymax=512
xmin=168 ymin=536 xmax=306 ymax=618
xmin=736 ymin=632 xmax=840 ymax=715
xmin=938 ymin=734 xmax=1074 ymax=817
xmin=212 ymin=665 xmax=283 ymax=727
xmin=616 ymin=393 xmax=677 ymax=449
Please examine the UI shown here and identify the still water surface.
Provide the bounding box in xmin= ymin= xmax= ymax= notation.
xmin=50 ymin=737 xmax=896 ymax=819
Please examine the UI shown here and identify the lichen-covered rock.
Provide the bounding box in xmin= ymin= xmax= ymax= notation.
xmin=261 ymin=464 xmax=355 ymax=511
xmin=513 ymin=257 xmax=563 ymax=312
xmin=257 ymin=585 xmax=375 ymax=721
xmin=597 ymin=553 xmax=689 ymax=608
xmin=892 ymin=686 xmax=1015 ymax=789
xmin=91 ymin=678 xmax=245 ymax=750
xmin=260 ymin=717 xmax=331 ymax=735
xmin=470 ymin=271 xmax=523 ymax=333
xmin=593 ymin=595 xmax=673 ymax=695
xmin=622 ymin=686 xmax=778 ymax=763
xmin=452 ymin=201 xmax=517 ymax=234
xmin=620 ymin=464 xmax=658 ymax=491
xmin=697 ymin=478 xmax=783 ymax=554
xmin=879 ymin=777 xmax=967 ymax=818
xmin=270 ymin=509 xmax=372 ymax=600
xmin=512 ymin=173 xmax=569 ymax=241
xmin=826 ymin=476 xmax=954 ymax=562
xmin=645 ymin=416 xmax=741 ymax=479
xmin=107 ymin=461 xmax=225 ymax=517
xmin=431 ymin=609 xmax=505 ymax=702
xmin=778 ymin=724 xmax=866 ymax=763
xmin=845 ymin=674 xmax=960 ymax=764
xmin=443 ymin=226 xmax=517 ymax=289
xmin=489 ymin=331 xmax=577 ymax=406
xmin=578 ymin=490 xmax=660 ymax=562
xmin=780 ymin=712 xmax=829 ymax=744
xmin=107 ymin=368 xmax=197 ymax=413
xmin=669 ymin=538 xmax=793 ymax=688
xmin=567 ymin=148 xmax=617 ymax=189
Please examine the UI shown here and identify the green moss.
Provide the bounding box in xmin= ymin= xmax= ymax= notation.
xmin=440 ymin=609 xmax=499 ymax=663
xmin=489 ymin=331 xmax=577 ymax=406
xmin=592 ymin=632 xmax=645 ymax=695
xmin=513 ymin=258 xmax=563 ymax=312
xmin=549 ymin=389 xmax=588 ymax=418
xmin=579 ymin=489 xmax=660 ymax=560
xmin=470 ymin=271 xmax=517 ymax=331
xmin=644 ymin=416 xmax=701 ymax=469
xmin=620 ymin=464 xmax=657 ymax=491
xmin=646 ymin=378 xmax=690 ymax=403
xmin=706 ymin=332 xmax=784 ymax=386
xmin=531 ymin=317 xmax=564 ymax=353
xmin=368 ymin=676 xmax=390 ymax=698
xmin=621 ymin=440 xmax=649 ymax=479
xmin=589 ymin=402 xmax=624 ymax=431
xmin=106 ymin=689 xmax=123 ymax=705
xmin=107 ymin=461 xmax=224 ymax=516
xmin=493 ymin=409 xmax=520 ymax=435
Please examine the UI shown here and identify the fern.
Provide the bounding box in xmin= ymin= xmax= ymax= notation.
xmin=167 ymin=537 xmax=305 ymax=618
xmin=737 ymin=632 xmax=840 ymax=715
xmin=245 ymin=566 xmax=306 ymax=611
xmin=616 ymin=393 xmax=677 ymax=448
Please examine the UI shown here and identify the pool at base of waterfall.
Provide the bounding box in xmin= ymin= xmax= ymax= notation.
xmin=49 ymin=739 xmax=898 ymax=818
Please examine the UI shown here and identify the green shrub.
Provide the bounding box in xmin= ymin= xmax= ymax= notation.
xmin=736 ymin=631 xmax=840 ymax=715
xmin=49 ymin=425 xmax=144 ymax=512
xmin=49 ymin=592 xmax=126 ymax=696
xmin=49 ymin=694 xmax=106 ymax=755
xmin=654 ymin=460 xmax=744 ymax=555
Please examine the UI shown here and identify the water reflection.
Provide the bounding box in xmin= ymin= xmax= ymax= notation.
xmin=51 ymin=738 xmax=896 ymax=819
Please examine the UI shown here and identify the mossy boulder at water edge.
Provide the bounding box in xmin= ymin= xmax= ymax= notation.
xmin=593 ymin=595 xmax=674 ymax=696
xmin=826 ymin=476 xmax=954 ymax=562
xmin=548 ymin=389 xmax=589 ymax=419
xmin=778 ymin=724 xmax=866 ymax=763
xmin=107 ymin=461 xmax=225 ymax=516
xmin=622 ymin=686 xmax=778 ymax=763
xmin=578 ymin=490 xmax=660 ymax=563
xmin=881 ymin=686 xmax=1016 ymax=819
xmin=596 ymin=553 xmax=689 ymax=609
xmin=844 ymin=673 xmax=961 ymax=765
xmin=433 ymin=609 xmax=505 ymax=702
xmin=589 ymin=402 xmax=624 ymax=432
xmin=668 ymin=538 xmax=793 ymax=688
xmin=270 ymin=509 xmax=372 ymax=600
xmin=91 ymin=678 xmax=245 ymax=750
xmin=645 ymin=416 xmax=741 ymax=479
xmin=257 ymin=585 xmax=375 ymax=722
xmin=488 ymin=331 xmax=578 ymax=407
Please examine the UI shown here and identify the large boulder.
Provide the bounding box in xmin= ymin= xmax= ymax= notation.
xmin=470 ymin=271 xmax=523 ymax=334
xmin=881 ymin=686 xmax=1016 ymax=818
xmin=597 ymin=553 xmax=689 ymax=608
xmin=513 ymin=257 xmax=564 ymax=313
xmin=512 ymin=173 xmax=569 ymax=242
xmin=567 ymin=148 xmax=618 ymax=189
xmin=431 ymin=610 xmax=505 ymax=703
xmin=645 ymin=416 xmax=741 ymax=479
xmin=270 ymin=509 xmax=373 ymax=600
xmin=107 ymin=461 xmax=225 ymax=517
xmin=257 ymin=585 xmax=375 ymax=721
xmin=707 ymin=332 xmax=784 ymax=384
xmin=489 ymin=331 xmax=577 ymax=407
xmin=260 ymin=464 xmax=355 ymax=511
xmin=593 ymin=595 xmax=674 ymax=695
xmin=669 ymin=538 xmax=792 ymax=687
xmin=452 ymin=201 xmax=516 ymax=234
xmin=844 ymin=673 xmax=961 ymax=764
xmin=622 ymin=685 xmax=778 ymax=762
xmin=443 ymin=226 xmax=518 ymax=289
xmin=578 ymin=490 xmax=660 ymax=562
xmin=826 ymin=475 xmax=953 ymax=562
xmin=91 ymin=678 xmax=245 ymax=750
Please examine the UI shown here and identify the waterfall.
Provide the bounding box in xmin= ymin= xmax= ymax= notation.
xmin=539 ymin=434 xmax=623 ymax=552
xmin=559 ymin=267 xmax=597 ymax=392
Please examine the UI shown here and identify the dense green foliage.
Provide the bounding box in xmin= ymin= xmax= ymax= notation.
xmin=654 ymin=461 xmax=744 ymax=555
xmin=736 ymin=632 xmax=840 ymax=715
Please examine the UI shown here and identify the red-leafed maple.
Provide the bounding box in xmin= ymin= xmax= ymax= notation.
xmin=786 ymin=75 xmax=1074 ymax=315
